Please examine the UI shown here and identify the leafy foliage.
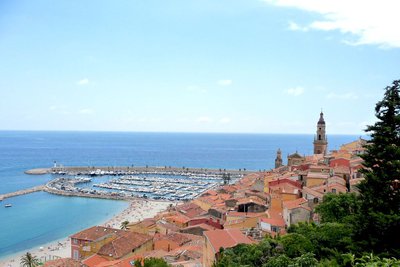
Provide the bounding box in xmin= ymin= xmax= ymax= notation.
xmin=20 ymin=252 xmax=40 ymax=267
xmin=315 ymin=193 xmax=360 ymax=224
xmin=120 ymin=220 xmax=130 ymax=230
xmin=355 ymin=80 xmax=400 ymax=256
xmin=134 ymin=257 xmax=170 ymax=267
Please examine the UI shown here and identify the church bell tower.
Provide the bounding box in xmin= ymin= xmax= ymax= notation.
xmin=313 ymin=111 xmax=328 ymax=155
xmin=275 ymin=148 xmax=283 ymax=169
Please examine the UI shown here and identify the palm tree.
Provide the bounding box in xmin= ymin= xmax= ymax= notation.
xmin=20 ymin=252 xmax=40 ymax=267
xmin=120 ymin=220 xmax=129 ymax=230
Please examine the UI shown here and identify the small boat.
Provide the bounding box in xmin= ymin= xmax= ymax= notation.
xmin=4 ymin=204 xmax=12 ymax=208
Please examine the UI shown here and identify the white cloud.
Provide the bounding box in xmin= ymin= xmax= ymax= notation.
xmin=219 ymin=117 xmax=232 ymax=124
xmin=285 ymin=86 xmax=304 ymax=96
xmin=288 ymin=21 xmax=309 ymax=32
xmin=326 ymin=92 xmax=358 ymax=99
xmin=78 ymin=108 xmax=94 ymax=115
xmin=77 ymin=78 xmax=89 ymax=86
xmin=218 ymin=79 xmax=233 ymax=86
xmin=263 ymin=0 xmax=400 ymax=48
xmin=197 ymin=116 xmax=213 ymax=123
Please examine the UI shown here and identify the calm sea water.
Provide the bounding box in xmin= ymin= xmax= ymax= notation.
xmin=0 ymin=131 xmax=360 ymax=258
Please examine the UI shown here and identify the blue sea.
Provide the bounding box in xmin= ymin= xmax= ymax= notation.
xmin=0 ymin=131 xmax=360 ymax=258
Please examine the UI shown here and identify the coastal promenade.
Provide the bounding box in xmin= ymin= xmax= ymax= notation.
xmin=0 ymin=185 xmax=45 ymax=201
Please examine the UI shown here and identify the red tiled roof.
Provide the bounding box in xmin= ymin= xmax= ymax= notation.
xmin=307 ymin=172 xmax=329 ymax=179
xmin=177 ymin=203 xmax=205 ymax=218
xmin=302 ymin=187 xmax=323 ymax=199
xmin=82 ymin=254 xmax=110 ymax=267
xmin=70 ymin=226 xmax=125 ymax=242
xmin=260 ymin=217 xmax=285 ymax=227
xmin=227 ymin=211 xmax=266 ymax=218
xmin=282 ymin=198 xmax=308 ymax=210
xmin=154 ymin=232 xmax=192 ymax=246
xmin=43 ymin=258 xmax=83 ymax=267
xmin=204 ymin=229 xmax=254 ymax=253
xmin=269 ymin=178 xmax=302 ymax=189
xmin=130 ymin=218 xmax=157 ymax=228
xmin=157 ymin=220 xmax=181 ymax=232
xmin=98 ymin=231 xmax=152 ymax=259
xmin=166 ymin=214 xmax=190 ymax=224
xmin=236 ymin=196 xmax=266 ymax=206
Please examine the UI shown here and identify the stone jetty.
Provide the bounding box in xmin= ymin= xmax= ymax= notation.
xmin=25 ymin=165 xmax=253 ymax=176
xmin=0 ymin=185 xmax=45 ymax=201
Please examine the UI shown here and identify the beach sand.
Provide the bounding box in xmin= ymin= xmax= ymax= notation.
xmin=0 ymin=199 xmax=175 ymax=267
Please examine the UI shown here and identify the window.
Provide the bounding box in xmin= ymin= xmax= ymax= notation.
xmin=332 ymin=188 xmax=337 ymax=193
xmin=73 ymin=250 xmax=79 ymax=260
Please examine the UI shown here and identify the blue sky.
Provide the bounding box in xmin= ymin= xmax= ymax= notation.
xmin=0 ymin=0 xmax=399 ymax=134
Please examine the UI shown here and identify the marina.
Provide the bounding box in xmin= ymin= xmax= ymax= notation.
xmin=0 ymin=166 xmax=247 ymax=202
xmin=44 ymin=170 xmax=243 ymax=201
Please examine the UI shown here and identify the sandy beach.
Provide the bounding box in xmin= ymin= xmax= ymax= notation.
xmin=0 ymin=199 xmax=175 ymax=267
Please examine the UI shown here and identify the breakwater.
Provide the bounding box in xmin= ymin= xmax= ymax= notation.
xmin=0 ymin=185 xmax=45 ymax=201
xmin=25 ymin=166 xmax=253 ymax=176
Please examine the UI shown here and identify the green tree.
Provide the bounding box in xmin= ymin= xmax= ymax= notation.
xmin=315 ymin=193 xmax=360 ymax=224
xmin=20 ymin=252 xmax=40 ymax=267
xmin=264 ymin=254 xmax=292 ymax=267
xmin=292 ymin=252 xmax=318 ymax=267
xmin=280 ymin=233 xmax=313 ymax=258
xmin=120 ymin=220 xmax=129 ymax=230
xmin=355 ymin=80 xmax=400 ymax=256
xmin=288 ymin=222 xmax=353 ymax=259
xmin=134 ymin=257 xmax=170 ymax=267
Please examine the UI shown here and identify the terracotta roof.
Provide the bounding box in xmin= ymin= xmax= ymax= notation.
xmin=97 ymin=231 xmax=152 ymax=259
xmin=260 ymin=217 xmax=285 ymax=227
xmin=157 ymin=220 xmax=181 ymax=232
xmin=82 ymin=254 xmax=110 ymax=267
xmin=328 ymin=176 xmax=346 ymax=185
xmin=154 ymin=232 xmax=192 ymax=246
xmin=166 ymin=214 xmax=190 ymax=225
xmin=43 ymin=258 xmax=83 ymax=267
xmin=227 ymin=211 xmax=266 ymax=218
xmin=307 ymin=172 xmax=329 ymax=179
xmin=236 ymin=197 xmax=266 ymax=206
xmin=177 ymin=203 xmax=205 ymax=218
xmin=309 ymin=165 xmax=331 ymax=172
xmin=70 ymin=226 xmax=125 ymax=242
xmin=94 ymin=255 xmax=142 ymax=267
xmin=302 ymin=186 xmax=323 ymax=199
xmin=138 ymin=249 xmax=168 ymax=259
xmin=204 ymin=229 xmax=254 ymax=253
xmin=269 ymin=179 xmax=302 ymax=195
xmin=181 ymin=223 xmax=215 ymax=232
xmin=282 ymin=198 xmax=308 ymax=210
xmin=204 ymin=189 xmax=218 ymax=196
xmin=128 ymin=218 xmax=157 ymax=229
xmin=333 ymin=166 xmax=351 ymax=174
xmin=220 ymin=185 xmax=238 ymax=193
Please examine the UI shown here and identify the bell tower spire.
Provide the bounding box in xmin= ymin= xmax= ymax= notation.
xmin=313 ymin=111 xmax=328 ymax=155
xmin=275 ymin=148 xmax=283 ymax=169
